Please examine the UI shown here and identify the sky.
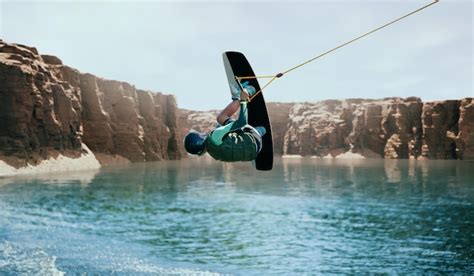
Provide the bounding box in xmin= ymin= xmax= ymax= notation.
xmin=0 ymin=0 xmax=472 ymax=110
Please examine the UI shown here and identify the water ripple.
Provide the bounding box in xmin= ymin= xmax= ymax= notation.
xmin=0 ymin=158 xmax=473 ymax=274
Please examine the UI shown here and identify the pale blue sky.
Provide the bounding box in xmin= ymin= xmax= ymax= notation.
xmin=1 ymin=0 xmax=472 ymax=110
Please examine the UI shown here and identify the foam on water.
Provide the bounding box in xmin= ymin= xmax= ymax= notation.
xmin=0 ymin=239 xmax=221 ymax=275
xmin=0 ymin=200 xmax=223 ymax=275
xmin=0 ymin=241 xmax=65 ymax=275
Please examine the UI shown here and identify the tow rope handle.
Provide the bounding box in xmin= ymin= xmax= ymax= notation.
xmin=236 ymin=0 xmax=439 ymax=103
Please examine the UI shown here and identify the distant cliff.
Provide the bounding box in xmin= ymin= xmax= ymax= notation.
xmin=0 ymin=41 xmax=183 ymax=169
xmin=181 ymin=98 xmax=474 ymax=159
xmin=1 ymin=41 xmax=472 ymax=172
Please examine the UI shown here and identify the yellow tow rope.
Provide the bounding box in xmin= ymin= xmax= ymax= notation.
xmin=239 ymin=0 xmax=439 ymax=102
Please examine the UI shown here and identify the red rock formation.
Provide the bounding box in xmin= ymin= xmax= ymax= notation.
xmin=161 ymin=94 xmax=183 ymax=160
xmin=421 ymin=100 xmax=460 ymax=159
xmin=283 ymin=100 xmax=350 ymax=156
xmin=383 ymin=98 xmax=423 ymax=159
xmin=267 ymin=103 xmax=292 ymax=155
xmin=1 ymin=41 xmax=471 ymax=165
xmin=137 ymin=90 xmax=183 ymax=160
xmin=0 ymin=41 xmax=182 ymax=168
xmin=180 ymin=97 xmax=472 ymax=160
xmin=0 ymin=42 xmax=83 ymax=167
xmin=179 ymin=109 xmax=220 ymax=134
xmin=97 ymin=79 xmax=146 ymax=162
xmin=456 ymin=98 xmax=474 ymax=159
xmin=78 ymin=73 xmax=115 ymax=155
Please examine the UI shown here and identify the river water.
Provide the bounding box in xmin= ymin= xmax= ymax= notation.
xmin=0 ymin=158 xmax=473 ymax=274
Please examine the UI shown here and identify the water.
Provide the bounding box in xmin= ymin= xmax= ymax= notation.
xmin=0 ymin=158 xmax=473 ymax=275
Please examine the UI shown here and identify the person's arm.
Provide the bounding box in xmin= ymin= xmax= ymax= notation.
xmin=217 ymin=100 xmax=240 ymax=125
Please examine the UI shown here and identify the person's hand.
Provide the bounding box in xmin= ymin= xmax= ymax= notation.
xmin=240 ymin=90 xmax=249 ymax=102
xmin=241 ymin=81 xmax=256 ymax=97
xmin=231 ymin=81 xmax=256 ymax=101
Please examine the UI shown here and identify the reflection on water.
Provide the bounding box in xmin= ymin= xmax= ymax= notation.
xmin=0 ymin=157 xmax=473 ymax=274
xmin=0 ymin=168 xmax=100 ymax=188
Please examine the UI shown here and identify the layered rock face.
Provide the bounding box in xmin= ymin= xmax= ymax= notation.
xmin=267 ymin=103 xmax=292 ymax=155
xmin=282 ymin=98 xmax=423 ymax=158
xmin=0 ymin=42 xmax=83 ymax=167
xmin=179 ymin=109 xmax=220 ymax=135
xmin=1 ymin=41 xmax=471 ymax=165
xmin=283 ymin=97 xmax=473 ymax=159
xmin=181 ymin=98 xmax=473 ymax=159
xmin=0 ymin=41 xmax=182 ymax=167
xmin=456 ymin=99 xmax=474 ymax=159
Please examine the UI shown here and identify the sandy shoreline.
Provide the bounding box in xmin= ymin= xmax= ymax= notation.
xmin=283 ymin=151 xmax=366 ymax=159
xmin=0 ymin=144 xmax=101 ymax=177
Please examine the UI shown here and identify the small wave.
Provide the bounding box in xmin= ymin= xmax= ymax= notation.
xmin=0 ymin=241 xmax=65 ymax=275
xmin=0 ymin=239 xmax=223 ymax=275
xmin=101 ymin=258 xmax=223 ymax=275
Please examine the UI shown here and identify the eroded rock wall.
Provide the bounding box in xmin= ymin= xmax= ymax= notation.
xmin=1 ymin=41 xmax=471 ymax=164
xmin=0 ymin=41 xmax=182 ymax=167
xmin=456 ymin=98 xmax=474 ymax=159
xmin=181 ymin=97 xmax=473 ymax=159
xmin=282 ymin=97 xmax=471 ymax=159
xmin=267 ymin=103 xmax=292 ymax=155
xmin=0 ymin=42 xmax=83 ymax=167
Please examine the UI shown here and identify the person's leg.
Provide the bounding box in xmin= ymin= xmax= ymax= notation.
xmin=221 ymin=101 xmax=248 ymax=128
xmin=217 ymin=100 xmax=240 ymax=125
xmin=217 ymin=98 xmax=249 ymax=127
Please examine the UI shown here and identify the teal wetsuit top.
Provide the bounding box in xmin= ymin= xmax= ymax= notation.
xmin=205 ymin=101 xmax=263 ymax=162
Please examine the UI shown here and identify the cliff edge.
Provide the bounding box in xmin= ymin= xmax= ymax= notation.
xmin=0 ymin=41 xmax=183 ymax=174
xmin=1 ymin=40 xmax=472 ymax=176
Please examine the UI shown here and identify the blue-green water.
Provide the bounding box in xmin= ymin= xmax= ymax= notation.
xmin=0 ymin=158 xmax=473 ymax=274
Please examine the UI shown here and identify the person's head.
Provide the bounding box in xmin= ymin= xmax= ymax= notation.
xmin=184 ymin=130 xmax=207 ymax=155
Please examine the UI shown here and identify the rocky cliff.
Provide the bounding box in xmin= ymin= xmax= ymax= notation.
xmin=0 ymin=41 xmax=183 ymax=168
xmin=181 ymin=98 xmax=473 ymax=159
xmin=1 ymin=40 xmax=472 ymax=169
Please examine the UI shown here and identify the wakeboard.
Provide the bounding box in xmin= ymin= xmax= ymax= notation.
xmin=222 ymin=51 xmax=274 ymax=171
